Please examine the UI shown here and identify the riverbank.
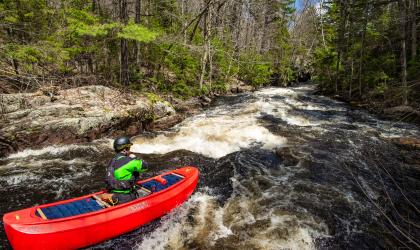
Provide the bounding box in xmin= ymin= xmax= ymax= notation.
xmin=312 ymin=81 xmax=420 ymax=128
xmin=1 ymin=85 xmax=419 ymax=249
xmin=312 ymin=86 xmax=420 ymax=152
xmin=0 ymin=82 xmax=253 ymax=158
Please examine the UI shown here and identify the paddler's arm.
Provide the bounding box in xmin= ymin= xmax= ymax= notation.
xmin=129 ymin=154 xmax=148 ymax=173
xmin=114 ymin=159 xmax=147 ymax=180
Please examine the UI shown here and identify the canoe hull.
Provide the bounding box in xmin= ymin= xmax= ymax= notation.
xmin=3 ymin=166 xmax=199 ymax=250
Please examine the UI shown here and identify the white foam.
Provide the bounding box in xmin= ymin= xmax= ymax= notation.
xmin=0 ymin=172 xmax=38 ymax=185
xmin=136 ymin=192 xmax=219 ymax=250
xmin=0 ymin=158 xmax=93 ymax=188
xmin=132 ymin=102 xmax=287 ymax=158
xmin=7 ymin=145 xmax=100 ymax=159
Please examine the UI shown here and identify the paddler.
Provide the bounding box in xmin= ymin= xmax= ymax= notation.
xmin=104 ymin=136 xmax=148 ymax=204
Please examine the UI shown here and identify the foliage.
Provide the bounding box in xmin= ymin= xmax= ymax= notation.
xmin=117 ymin=22 xmax=159 ymax=42
xmin=145 ymin=92 xmax=164 ymax=104
xmin=0 ymin=0 xmax=299 ymax=97
xmin=311 ymin=0 xmax=418 ymax=105
xmin=239 ymin=53 xmax=273 ymax=87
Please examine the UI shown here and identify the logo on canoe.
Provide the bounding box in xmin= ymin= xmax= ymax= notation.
xmin=128 ymin=201 xmax=149 ymax=212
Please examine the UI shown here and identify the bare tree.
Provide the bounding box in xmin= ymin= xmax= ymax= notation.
xmin=120 ymin=0 xmax=129 ymax=86
xmin=399 ymin=0 xmax=408 ymax=105
xmin=410 ymin=0 xmax=417 ymax=58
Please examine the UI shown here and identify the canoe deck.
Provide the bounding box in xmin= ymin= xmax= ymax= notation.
xmin=3 ymin=166 xmax=198 ymax=250
xmin=34 ymin=173 xmax=184 ymax=220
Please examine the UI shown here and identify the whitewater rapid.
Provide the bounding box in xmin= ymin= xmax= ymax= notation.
xmin=1 ymin=85 xmax=419 ymax=249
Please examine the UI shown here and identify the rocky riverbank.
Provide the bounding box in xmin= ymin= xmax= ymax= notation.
xmin=0 ymin=85 xmax=210 ymax=158
xmin=0 ymin=81 xmax=255 ymax=158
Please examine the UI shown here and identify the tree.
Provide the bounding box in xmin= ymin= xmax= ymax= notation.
xmin=120 ymin=0 xmax=129 ymax=86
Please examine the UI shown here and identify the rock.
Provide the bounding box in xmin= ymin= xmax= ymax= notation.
xmin=0 ymin=94 xmax=27 ymax=113
xmin=174 ymin=98 xmax=202 ymax=114
xmin=4 ymin=109 xmax=31 ymax=120
xmin=229 ymin=79 xmax=254 ymax=93
xmin=0 ymin=83 xmax=227 ymax=157
xmin=383 ymin=105 xmax=420 ymax=124
xmin=153 ymin=101 xmax=176 ymax=119
xmin=0 ymin=85 xmax=153 ymax=157
xmin=384 ymin=105 xmax=414 ymax=114
xmin=390 ymin=137 xmax=420 ymax=150
xmin=28 ymin=95 xmax=50 ymax=107
xmin=126 ymin=124 xmax=141 ymax=135
xmin=153 ymin=114 xmax=184 ymax=131
xmin=275 ymin=147 xmax=300 ymax=166
xmin=200 ymin=96 xmax=212 ymax=103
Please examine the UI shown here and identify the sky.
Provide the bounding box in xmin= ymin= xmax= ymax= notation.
xmin=295 ymin=0 xmax=305 ymax=11
xmin=295 ymin=0 xmax=323 ymax=13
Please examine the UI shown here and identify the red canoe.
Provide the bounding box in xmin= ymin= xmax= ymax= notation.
xmin=3 ymin=166 xmax=199 ymax=249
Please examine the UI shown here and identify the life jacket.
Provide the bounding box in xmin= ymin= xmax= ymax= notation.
xmin=105 ymin=154 xmax=138 ymax=193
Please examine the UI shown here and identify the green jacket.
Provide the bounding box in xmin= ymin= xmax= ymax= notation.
xmin=105 ymin=153 xmax=146 ymax=193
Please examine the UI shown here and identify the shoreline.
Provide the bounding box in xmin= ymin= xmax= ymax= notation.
xmin=2 ymin=83 xmax=418 ymax=158
xmin=0 ymin=84 xmax=251 ymax=158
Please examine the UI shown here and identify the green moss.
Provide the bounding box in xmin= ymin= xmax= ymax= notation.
xmin=103 ymin=106 xmax=111 ymax=113
xmin=145 ymin=92 xmax=163 ymax=104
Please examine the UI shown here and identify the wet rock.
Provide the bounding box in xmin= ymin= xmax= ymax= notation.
xmin=390 ymin=137 xmax=420 ymax=150
xmin=0 ymin=94 xmax=28 ymax=113
xmin=173 ymin=98 xmax=202 ymax=115
xmin=229 ymin=79 xmax=253 ymax=93
xmin=153 ymin=114 xmax=184 ymax=131
xmin=383 ymin=105 xmax=420 ymax=124
xmin=152 ymin=101 xmax=175 ymax=119
xmin=0 ymin=85 xmax=154 ymax=157
xmin=126 ymin=124 xmax=141 ymax=135
xmin=275 ymin=147 xmax=300 ymax=166
xmin=384 ymin=105 xmax=414 ymax=114
xmin=199 ymin=95 xmax=212 ymax=103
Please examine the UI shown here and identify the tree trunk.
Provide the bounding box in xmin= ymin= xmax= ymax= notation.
xmin=400 ymin=0 xmax=408 ymax=105
xmin=112 ymin=0 xmax=119 ymax=19
xmin=320 ymin=0 xmax=327 ymax=48
xmin=88 ymin=56 xmax=94 ymax=74
xmin=349 ymin=59 xmax=354 ymax=99
xmin=233 ymin=2 xmax=243 ymax=55
xmin=182 ymin=0 xmax=187 ymax=44
xmin=335 ymin=0 xmax=347 ymax=93
xmin=135 ymin=0 xmax=141 ymax=23
xmin=120 ymin=0 xmax=129 ymax=86
xmin=335 ymin=53 xmax=340 ymax=93
xmin=411 ymin=0 xmax=417 ymax=58
xmin=344 ymin=0 xmax=353 ymax=94
xmin=199 ymin=2 xmax=211 ymax=90
xmin=358 ymin=3 xmax=368 ymax=98
xmin=134 ymin=0 xmax=142 ymax=72
xmin=6 ymin=28 xmax=19 ymax=75
xmin=92 ymin=0 xmax=97 ymax=12
xmin=208 ymin=4 xmax=213 ymax=89
xmin=260 ymin=1 xmax=270 ymax=53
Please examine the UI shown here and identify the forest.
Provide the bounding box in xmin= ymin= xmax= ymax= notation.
xmin=1 ymin=1 xmax=420 ymax=249
xmin=0 ymin=0 xmax=419 ymax=111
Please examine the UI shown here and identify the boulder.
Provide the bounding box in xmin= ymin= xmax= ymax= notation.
xmin=0 ymin=85 xmax=154 ymax=157
xmin=383 ymin=105 xmax=420 ymax=124
xmin=229 ymin=79 xmax=254 ymax=93
xmin=384 ymin=105 xmax=414 ymax=114
xmin=153 ymin=114 xmax=184 ymax=131
xmin=390 ymin=137 xmax=420 ymax=150
xmin=153 ymin=101 xmax=176 ymax=119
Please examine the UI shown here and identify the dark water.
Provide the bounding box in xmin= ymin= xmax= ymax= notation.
xmin=1 ymin=86 xmax=419 ymax=249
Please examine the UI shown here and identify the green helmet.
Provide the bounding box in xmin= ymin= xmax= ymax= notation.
xmin=113 ymin=136 xmax=133 ymax=152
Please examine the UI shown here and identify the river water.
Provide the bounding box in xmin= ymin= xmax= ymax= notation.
xmin=0 ymin=85 xmax=419 ymax=249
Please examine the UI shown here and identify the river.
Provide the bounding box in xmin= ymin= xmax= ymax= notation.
xmin=1 ymin=85 xmax=419 ymax=249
